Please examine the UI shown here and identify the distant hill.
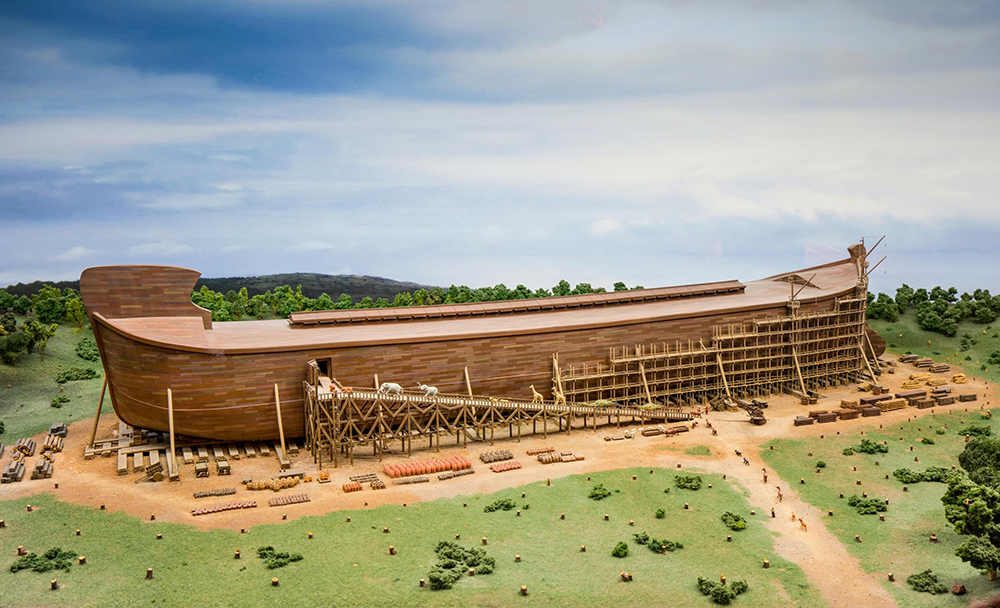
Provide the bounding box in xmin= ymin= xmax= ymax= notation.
xmin=4 ymin=273 xmax=438 ymax=301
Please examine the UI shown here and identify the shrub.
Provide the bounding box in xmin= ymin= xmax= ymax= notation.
xmin=855 ymin=438 xmax=889 ymax=454
xmin=962 ymin=425 xmax=992 ymax=437
xmin=843 ymin=447 xmax=855 ymax=456
xmin=55 ymin=367 xmax=100 ymax=383
xmin=633 ymin=532 xmax=650 ymax=545
xmin=655 ymin=508 xmax=666 ymax=519
xmin=483 ymin=498 xmax=517 ymax=512
xmin=847 ymin=494 xmax=887 ymax=515
xmin=0 ymin=420 xmax=4 ymax=436
xmin=697 ymin=577 xmax=749 ymax=604
xmin=906 ymin=569 xmax=948 ymax=594
xmin=935 ymin=428 xmax=945 ymax=435
xmin=921 ymin=437 xmax=935 ymax=445
xmin=611 ymin=541 xmax=629 ymax=558
xmin=75 ymin=336 xmax=100 ymax=361
xmin=10 ymin=547 xmax=77 ymax=573
xmin=588 ymin=484 xmax=613 ymax=500
xmin=892 ymin=468 xmax=923 ymax=484
xmin=50 ymin=395 xmax=70 ymax=409
xmin=675 ymin=474 xmax=703 ymax=490
xmin=648 ymin=537 xmax=684 ymax=553
xmin=721 ymin=512 xmax=746 ymax=531
xmin=522 ymin=504 xmax=529 ymax=510
xmin=256 ymin=546 xmax=303 ymax=569
xmin=428 ymin=541 xmax=495 ymax=589
xmin=816 ymin=461 xmax=826 ymax=468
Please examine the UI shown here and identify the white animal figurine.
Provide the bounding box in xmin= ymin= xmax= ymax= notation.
xmin=529 ymin=385 xmax=544 ymax=403
xmin=553 ymin=389 xmax=567 ymax=406
xmin=417 ymin=383 xmax=439 ymax=398
xmin=379 ymin=382 xmax=403 ymax=395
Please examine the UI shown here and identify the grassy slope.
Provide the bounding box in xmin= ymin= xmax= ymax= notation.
xmin=761 ymin=310 xmax=1000 ymax=607
xmin=0 ymin=317 xmax=105 ymax=441
xmin=0 ymin=467 xmax=822 ymax=608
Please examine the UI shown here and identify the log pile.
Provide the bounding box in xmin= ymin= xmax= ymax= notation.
xmin=958 ymin=393 xmax=978 ymax=402
xmin=899 ymin=354 xmax=919 ymax=363
xmin=860 ymin=395 xmax=892 ymax=407
xmin=41 ymin=434 xmax=64 ymax=453
xmin=193 ymin=488 xmax=237 ymax=499
xmin=794 ymin=416 xmax=815 ymax=426
xmin=952 ymin=373 xmax=967 ymax=384
xmin=526 ymin=447 xmax=555 ymax=456
xmin=267 ymin=493 xmax=310 ymax=508
xmin=861 ymin=407 xmax=882 ymax=417
xmin=349 ymin=473 xmax=380 ymax=483
xmin=438 ymin=468 xmax=475 ymax=481
xmin=915 ymin=399 xmax=936 ymax=409
xmin=370 ymin=479 xmax=386 ymax=490
xmin=384 ymin=456 xmax=472 ymax=478
xmin=191 ymin=501 xmax=257 ymax=516
xmin=393 ymin=476 xmax=429 ymax=485
xmin=490 ymin=461 xmax=522 ymax=473
xmin=878 ymin=398 xmax=907 ymax=412
xmin=934 ymin=395 xmax=956 ymax=405
xmin=246 ymin=477 xmax=301 ymax=492
xmin=914 ymin=358 xmax=934 ymax=368
xmin=1 ymin=460 xmax=25 ymax=483
xmin=909 ymin=372 xmax=931 ymax=381
xmin=837 ymin=409 xmax=859 ymax=421
xmin=342 ymin=482 xmax=362 ymax=493
xmin=840 ymin=399 xmax=861 ymax=409
xmin=478 ymin=449 xmax=513 ymax=464
xmin=926 ymin=377 xmax=947 ymax=387
xmin=31 ymin=459 xmax=53 ymax=480
xmin=538 ymin=452 xmax=585 ymax=464
xmin=930 ymin=364 xmax=950 ymax=373
xmin=13 ymin=439 xmax=36 ymax=457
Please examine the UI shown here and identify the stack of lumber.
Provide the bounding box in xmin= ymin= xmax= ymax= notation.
xmin=393 ymin=476 xmax=429 ymax=485
xmin=191 ymin=501 xmax=257 ymax=516
xmin=490 ymin=461 xmax=522 ymax=473
xmin=953 ymin=373 xmax=968 ymax=384
xmin=895 ymin=389 xmax=928 ymax=403
xmin=871 ymin=385 xmax=888 ymax=395
xmin=526 ymin=447 xmax=555 ymax=456
xmin=13 ymin=438 xmax=36 ymax=457
xmin=931 ymin=364 xmax=950 ymax=373
xmin=384 ymin=456 xmax=472 ymax=478
xmin=931 ymin=387 xmax=952 ymax=395
xmin=349 ymin=473 xmax=380 ymax=483
xmin=934 ymin=395 xmax=956 ymax=405
xmin=342 ymin=482 xmax=362 ymax=493
xmin=861 ymin=407 xmax=882 ymax=417
xmin=914 ymin=358 xmax=934 ymax=368
xmin=860 ymin=394 xmax=892 ymax=407
xmin=438 ymin=468 xmax=475 ymax=481
xmin=794 ymin=416 xmax=815 ymax=426
xmin=370 ymin=479 xmax=386 ymax=489
xmin=899 ymin=354 xmax=919 ymax=363
xmin=840 ymin=399 xmax=861 ymax=409
xmin=958 ymin=393 xmax=978 ymax=402
xmin=837 ymin=409 xmax=860 ymax=420
xmin=909 ymin=372 xmax=931 ymax=381
xmin=478 ymin=449 xmax=513 ymax=463
xmin=926 ymin=377 xmax=948 ymax=387
xmin=900 ymin=381 xmax=922 ymax=390
xmin=815 ymin=412 xmax=839 ymax=423
xmin=878 ymin=398 xmax=907 ymax=412
xmin=2 ymin=460 xmax=25 ymax=483
xmin=48 ymin=422 xmax=68 ymax=438
xmin=193 ymin=488 xmax=237 ymax=499
xmin=41 ymin=434 xmax=63 ymax=453
xmin=807 ymin=410 xmax=829 ymax=418
xmin=538 ymin=452 xmax=584 ymax=464
xmin=31 ymin=459 xmax=54 ymax=480
xmin=914 ymin=399 xmax=936 ymax=409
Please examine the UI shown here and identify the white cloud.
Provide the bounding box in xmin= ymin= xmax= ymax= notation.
xmin=51 ymin=246 xmax=97 ymax=261
xmin=291 ymin=241 xmax=334 ymax=252
xmin=129 ymin=241 xmax=194 ymax=256
xmin=138 ymin=193 xmax=241 ymax=210
xmin=590 ymin=219 xmax=621 ymax=235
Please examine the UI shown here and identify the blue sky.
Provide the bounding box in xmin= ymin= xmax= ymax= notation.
xmin=2 ymin=0 xmax=999 ymax=294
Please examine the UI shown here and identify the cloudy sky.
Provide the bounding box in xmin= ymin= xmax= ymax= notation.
xmin=2 ymin=0 xmax=999 ymax=294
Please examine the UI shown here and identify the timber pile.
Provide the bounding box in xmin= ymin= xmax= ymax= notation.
xmin=914 ymin=358 xmax=934 ymax=368
xmin=438 ymin=468 xmax=475 ymax=481
xmin=193 ymin=488 xmax=237 ymax=499
xmin=958 ymin=393 xmax=978 ymax=402
xmin=899 ymin=354 xmax=919 ymax=363
xmin=926 ymin=377 xmax=947 ymax=387
xmin=48 ymin=423 xmax=68 ymax=438
xmin=895 ymin=389 xmax=928 ymax=402
xmin=31 ymin=459 xmax=54 ymax=480
xmin=934 ymin=395 xmax=956 ymax=405
xmin=393 ymin=476 xmax=429 ymax=485
xmin=953 ymin=373 xmax=968 ymax=384
xmin=931 ymin=364 xmax=950 ymax=373
xmin=900 ymin=381 xmax=922 ymax=390
xmin=246 ymin=477 xmax=301 ymax=492
xmin=349 ymin=473 xmax=380 ymax=483
xmin=878 ymin=398 xmax=907 ymax=412
xmin=14 ymin=438 xmax=36 ymax=457
xmin=860 ymin=395 xmax=892 ymax=406
xmin=538 ymin=452 xmax=585 ymax=464
xmin=808 ymin=410 xmax=828 ymax=418
xmin=2 ymin=460 xmax=25 ymax=483
xmin=41 ymin=435 xmax=63 ymax=453
xmin=490 ymin=461 xmax=522 ymax=473
xmin=384 ymin=456 xmax=472 ymax=478
xmin=840 ymin=399 xmax=861 ymax=409
xmin=191 ymin=501 xmax=257 ymax=516
xmin=370 ymin=479 xmax=386 ymax=490
xmin=915 ymin=399 xmax=936 ymax=409
xmin=815 ymin=412 xmax=838 ymax=423
xmin=479 ymin=449 xmax=513 ymax=464
xmin=269 ymin=494 xmax=310 ymax=508
xmin=526 ymin=447 xmax=555 ymax=456
xmin=838 ymin=409 xmax=859 ymax=421
xmin=871 ymin=385 xmax=888 ymax=396
xmin=194 ymin=462 xmax=209 ymax=478
xmin=909 ymin=372 xmax=931 ymax=381
xmin=342 ymin=482 xmax=362 ymax=493
xmin=931 ymin=387 xmax=952 ymax=395
xmin=861 ymin=407 xmax=881 ymax=417
xmin=794 ymin=416 xmax=815 ymax=426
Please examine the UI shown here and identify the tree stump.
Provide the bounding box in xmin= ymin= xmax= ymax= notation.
xmin=389 ymin=546 xmax=396 ymax=555
xmin=580 ymin=545 xmax=586 ymax=552
xmin=520 ymin=585 xmax=528 ymax=596
xmin=720 ymin=575 xmax=726 ymax=585
xmin=855 ymin=535 xmax=862 ymax=543
xmin=727 ymin=535 xmax=732 ymax=542
xmin=78 ymin=556 xmax=86 ymax=564
xmin=146 ymin=568 xmax=154 ymax=580
xmin=515 ymin=554 xmax=521 ymax=562
xmin=604 ymin=514 xmax=609 ymax=521
xmin=26 ymin=505 xmax=32 ymax=512
xmin=468 ymin=568 xmax=475 ymax=576
xmin=76 ymin=529 xmax=81 ymax=536
xmin=51 ymin=579 xmax=58 ymax=590
xmin=383 ymin=527 xmax=389 ymax=534
xmin=17 ymin=546 xmax=27 ymax=556
xmin=763 ymin=559 xmax=769 ymax=569
xmin=308 ymin=532 xmax=313 ymax=539
xmin=419 ymin=579 xmax=425 ymax=588
xmin=684 ymin=503 xmax=689 ymax=510
xmin=482 ymin=537 xmax=488 ymax=546
xmin=560 ymin=513 xmax=565 ymax=520
xmin=156 ymin=533 xmax=162 ymax=540
xmin=888 ymin=573 xmax=894 ymax=582
xmin=930 ymin=533 xmax=938 ymax=543
xmin=271 ymin=577 xmax=279 ymax=586
xmin=234 ymin=550 xmax=241 ymax=559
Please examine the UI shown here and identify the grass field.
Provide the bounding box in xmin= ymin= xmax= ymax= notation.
xmin=761 ymin=349 xmax=1000 ymax=608
xmin=0 ymin=317 xmax=105 ymax=441
xmin=0 ymin=467 xmax=823 ymax=608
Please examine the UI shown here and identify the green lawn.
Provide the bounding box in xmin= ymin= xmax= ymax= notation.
xmin=0 ymin=317 xmax=105 ymax=441
xmin=761 ymin=408 xmax=1000 ymax=607
xmin=0 ymin=467 xmax=823 ymax=608
xmin=684 ymin=445 xmax=712 ymax=456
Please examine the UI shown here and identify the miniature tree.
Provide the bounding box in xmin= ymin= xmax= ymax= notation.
xmin=611 ymin=541 xmax=629 ymax=558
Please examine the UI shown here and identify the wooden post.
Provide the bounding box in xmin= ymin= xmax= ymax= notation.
xmin=274 ymin=384 xmax=287 ymax=458
xmin=88 ymin=376 xmax=108 ymax=449
xmin=791 ymin=347 xmax=807 ymax=396
xmin=166 ymin=389 xmax=178 ymax=480
xmin=716 ymin=353 xmax=731 ymax=397
xmin=858 ymin=338 xmax=876 ymax=380
xmin=464 ymin=366 xmax=473 ymax=397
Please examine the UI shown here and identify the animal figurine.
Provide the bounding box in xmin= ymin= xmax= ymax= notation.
xmin=553 ymin=389 xmax=567 ymax=406
xmin=529 ymin=385 xmax=544 ymax=403
xmin=417 ymin=383 xmax=439 ymax=398
xmin=379 ymin=382 xmax=403 ymax=395
xmin=799 ymin=519 xmax=807 ymax=533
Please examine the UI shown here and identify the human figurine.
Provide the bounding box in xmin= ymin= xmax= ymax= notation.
xmin=771 ymin=507 xmax=776 ymax=518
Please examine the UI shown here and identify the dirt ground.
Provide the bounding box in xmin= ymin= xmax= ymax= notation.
xmin=1 ymin=362 xmax=993 ymax=608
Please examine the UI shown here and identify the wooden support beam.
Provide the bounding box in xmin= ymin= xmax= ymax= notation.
xmin=791 ymin=347 xmax=807 ymax=396
xmin=464 ymin=366 xmax=473 ymax=397
xmin=638 ymin=363 xmax=653 ymax=404
xmin=864 ymin=330 xmax=880 ymax=368
xmin=274 ymin=384 xmax=288 ymax=462
xmin=87 ymin=376 xmax=108 ymax=450
xmin=166 ymin=388 xmax=178 ymax=481
xmin=716 ymin=353 xmax=732 ymax=397
xmin=858 ymin=338 xmax=876 ymax=380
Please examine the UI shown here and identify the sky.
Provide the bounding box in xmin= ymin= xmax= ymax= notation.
xmin=1 ymin=0 xmax=999 ymax=295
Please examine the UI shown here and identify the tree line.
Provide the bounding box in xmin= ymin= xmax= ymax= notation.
xmin=0 ymin=286 xmax=84 ymax=366
xmin=866 ymin=285 xmax=1000 ymax=337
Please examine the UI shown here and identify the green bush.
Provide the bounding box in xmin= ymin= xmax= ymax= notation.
xmin=892 ymin=468 xmax=923 ymax=484
xmin=855 ymin=438 xmax=889 ymax=454
xmin=50 ymin=395 xmax=70 ymax=409
xmin=611 ymin=541 xmax=629 ymax=558
xmin=816 ymin=461 xmax=826 ymax=468
xmin=256 ymin=546 xmax=303 ymax=569
xmin=843 ymin=447 xmax=854 ymax=456
xmin=655 ymin=508 xmax=666 ymax=519
xmin=697 ymin=576 xmax=749 ymax=604
xmin=648 ymin=537 xmax=684 ymax=553
xmin=847 ymin=494 xmax=887 ymax=515
xmin=428 ymin=541 xmax=495 ymax=589
xmin=483 ymin=498 xmax=517 ymax=512
xmin=935 ymin=428 xmax=945 ymax=435
xmin=0 ymin=420 xmax=4 ymax=436
xmin=75 ymin=336 xmax=100 ymax=361
xmin=633 ymin=532 xmax=649 ymax=545
xmin=921 ymin=437 xmax=935 ymax=445
xmin=906 ymin=569 xmax=948 ymax=594
xmin=675 ymin=475 xmax=703 ymax=490
xmin=10 ymin=547 xmax=77 ymax=573
xmin=588 ymin=484 xmax=613 ymax=500
xmin=55 ymin=367 xmax=100 ymax=383
xmin=961 ymin=425 xmax=992 ymax=437
xmin=721 ymin=512 xmax=746 ymax=531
